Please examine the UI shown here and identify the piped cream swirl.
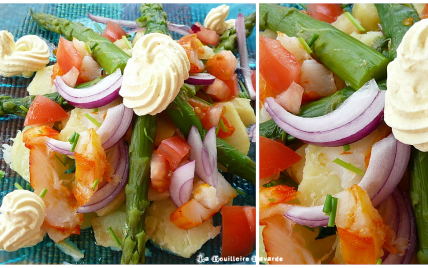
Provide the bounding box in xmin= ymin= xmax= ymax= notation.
xmin=204 ymin=5 xmax=236 ymax=35
xmin=0 ymin=190 xmax=46 ymax=251
xmin=385 ymin=19 xmax=428 ymax=151
xmin=120 ymin=33 xmax=190 ymax=116
xmin=0 ymin=30 xmax=50 ymax=77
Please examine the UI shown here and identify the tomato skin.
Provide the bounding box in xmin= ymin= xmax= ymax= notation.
xmin=24 ymin=95 xmax=69 ymax=126
xmin=259 ymin=73 xmax=277 ymax=109
xmin=177 ymin=34 xmax=205 ymax=73
xmin=205 ymin=50 xmax=238 ymax=81
xmin=259 ymin=136 xmax=302 ymax=179
xmin=221 ymin=206 xmax=256 ymax=258
xmin=102 ymin=21 xmax=127 ymax=42
xmin=157 ymin=136 xmax=191 ymax=170
xmin=307 ymin=4 xmax=343 ymax=23
xmin=259 ymin=36 xmax=300 ymax=95
xmin=203 ymin=78 xmax=234 ymax=102
xmin=150 ymin=150 xmax=173 ymax=193
xmin=223 ymin=73 xmax=240 ymax=98
xmin=56 ymin=36 xmax=82 ymax=75
xmin=190 ymin=22 xmax=220 ymax=47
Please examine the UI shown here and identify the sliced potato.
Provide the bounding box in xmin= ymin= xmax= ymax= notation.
xmin=2 ymin=130 xmax=30 ymax=182
xmin=27 ymin=65 xmax=55 ymax=96
xmin=92 ymin=209 xmax=126 ymax=251
xmin=95 ymin=188 xmax=126 ymax=217
xmin=332 ymin=13 xmax=359 ymax=35
xmin=221 ymin=101 xmax=250 ymax=155
xmin=350 ymin=31 xmax=384 ymax=47
xmin=351 ymin=4 xmax=381 ymax=32
xmin=230 ymin=98 xmax=256 ymax=127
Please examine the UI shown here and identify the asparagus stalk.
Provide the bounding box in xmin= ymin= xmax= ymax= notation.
xmin=375 ymin=4 xmax=420 ymax=60
xmin=167 ymin=91 xmax=256 ymax=185
xmin=214 ymin=12 xmax=256 ymax=53
xmin=409 ymin=148 xmax=428 ymax=264
xmin=31 ymin=10 xmax=129 ymax=74
xmin=0 ymin=93 xmax=72 ymax=117
xmin=259 ymin=4 xmax=389 ymax=90
xmin=121 ymin=4 xmax=169 ymax=264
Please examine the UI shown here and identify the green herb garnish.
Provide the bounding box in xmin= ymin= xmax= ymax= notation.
xmin=328 ymin=197 xmax=338 ymax=227
xmin=0 ymin=170 xmax=4 ymax=180
xmin=298 ymin=37 xmax=312 ymax=54
xmin=122 ymin=35 xmax=132 ymax=49
xmin=108 ymin=227 xmax=122 ymax=247
xmin=19 ymin=105 xmax=28 ymax=112
xmin=144 ymin=128 xmax=154 ymax=144
xmin=39 ymin=188 xmax=48 ymax=198
xmin=55 ymin=154 xmax=67 ymax=166
xmin=90 ymin=42 xmax=99 ymax=51
xmin=343 ymin=144 xmax=351 ymax=152
xmin=94 ymin=23 xmax=103 ymax=33
xmin=344 ymin=12 xmax=366 ymax=32
xmin=219 ymin=118 xmax=227 ymax=132
xmin=84 ymin=113 xmax=101 ymax=127
xmin=15 ymin=183 xmax=24 ymax=190
xmin=93 ymin=108 xmax=99 ymax=112
xmin=323 ymin=194 xmax=333 ymax=215
xmin=85 ymin=42 xmax=92 ymax=54
xmin=377 ymin=258 xmax=382 ymax=265
xmin=307 ymin=33 xmax=319 ymax=47
xmin=236 ymin=187 xmax=246 ymax=197
xmin=92 ymin=179 xmax=99 ymax=191
xmin=192 ymin=96 xmax=213 ymax=106
xmin=268 ymin=198 xmax=275 ymax=202
xmin=199 ymin=90 xmax=214 ymax=104
xmin=70 ymin=133 xmax=80 ymax=153
xmin=333 ymin=158 xmax=365 ymax=176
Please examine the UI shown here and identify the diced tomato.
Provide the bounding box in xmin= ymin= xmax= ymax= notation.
xmin=275 ymin=82 xmax=304 ymax=114
xmin=24 ymin=95 xmax=69 ymax=126
xmin=177 ymin=34 xmax=205 ymax=73
xmin=217 ymin=115 xmax=235 ymax=139
xmin=259 ymin=73 xmax=277 ymax=109
xmin=56 ymin=36 xmax=82 ymax=75
xmin=102 ymin=21 xmax=127 ymax=42
xmin=51 ymin=62 xmax=65 ymax=83
xmin=259 ymin=136 xmax=302 ymax=179
xmin=203 ymin=78 xmax=234 ymax=102
xmin=205 ymin=50 xmax=238 ymax=81
xmin=259 ymin=35 xmax=300 ymax=95
xmin=223 ymin=73 xmax=240 ymax=98
xmin=150 ymin=150 xmax=173 ymax=193
xmin=190 ymin=22 xmax=220 ymax=47
xmin=157 ymin=136 xmax=191 ymax=170
xmin=221 ymin=206 xmax=256 ymax=258
xmin=307 ymin=4 xmax=343 ymax=23
xmin=422 ymin=4 xmax=428 ymax=19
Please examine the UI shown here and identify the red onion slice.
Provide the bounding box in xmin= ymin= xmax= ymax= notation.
xmin=87 ymin=12 xmax=190 ymax=35
xmin=236 ymin=12 xmax=255 ymax=101
xmin=185 ymin=73 xmax=216 ymax=85
xmin=188 ymin=126 xmax=218 ymax=187
xmin=77 ymin=140 xmax=129 ymax=213
xmin=46 ymin=103 xmax=133 ymax=154
xmin=54 ymin=68 xmax=123 ymax=109
xmin=380 ymin=188 xmax=416 ymax=264
xmin=285 ymin=133 xmax=410 ymax=227
xmin=265 ymin=79 xmax=385 ymax=147
xmin=169 ymin=160 xmax=195 ymax=207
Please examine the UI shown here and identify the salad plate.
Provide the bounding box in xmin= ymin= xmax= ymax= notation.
xmin=0 ymin=3 xmax=256 ymax=264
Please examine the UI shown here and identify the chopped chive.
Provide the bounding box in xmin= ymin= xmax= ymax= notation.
xmin=238 ymin=80 xmax=250 ymax=99
xmin=332 ymin=158 xmax=365 ymax=176
xmin=92 ymin=179 xmax=99 ymax=191
xmin=93 ymin=108 xmax=98 ymax=112
xmin=19 ymin=105 xmax=28 ymax=112
xmin=192 ymin=96 xmax=213 ymax=106
xmin=66 ymin=162 xmax=76 ymax=174
xmin=307 ymin=33 xmax=319 ymax=47
xmin=236 ymin=187 xmax=246 ymax=197
xmin=343 ymin=144 xmax=351 ymax=152
xmin=68 ymin=132 xmax=78 ymax=143
xmin=38 ymin=129 xmax=44 ymax=134
xmin=328 ymin=197 xmax=338 ymax=227
xmin=94 ymin=23 xmax=103 ymax=33
xmin=219 ymin=118 xmax=227 ymax=132
xmin=85 ymin=42 xmax=92 ymax=54
xmin=15 ymin=183 xmax=24 ymax=190
xmin=39 ymin=188 xmax=48 ymax=198
xmin=90 ymin=42 xmax=99 ymax=51
xmin=70 ymin=133 xmax=80 ymax=152
xmin=268 ymin=198 xmax=275 ymax=202
xmin=377 ymin=258 xmax=382 ymax=265
xmin=281 ymin=131 xmax=287 ymax=144
xmin=215 ymin=124 xmax=220 ymax=135
xmin=302 ymin=225 xmax=315 ymax=232
xmin=298 ymin=37 xmax=312 ymax=54
xmin=59 ymin=96 xmax=64 ymax=107
xmin=122 ymin=35 xmax=132 ymax=49
xmin=299 ymin=3 xmax=307 ymax=10
xmin=26 ymin=184 xmax=32 ymax=191
xmin=55 ymin=154 xmax=67 ymax=166
xmin=84 ymin=113 xmax=101 ymax=127
xmin=0 ymin=170 xmax=4 ymax=180
xmin=108 ymin=227 xmax=122 ymax=247
xmin=199 ymin=90 xmax=214 ymax=104
xmin=344 ymin=12 xmax=366 ymax=33
xmin=144 ymin=128 xmax=154 ymax=144
xmin=323 ymin=194 xmax=333 ymax=215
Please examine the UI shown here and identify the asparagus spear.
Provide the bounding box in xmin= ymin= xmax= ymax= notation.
xmin=259 ymin=4 xmax=389 ymax=90
xmin=375 ymin=4 xmax=420 ymax=60
xmin=214 ymin=12 xmax=256 ymax=53
xmin=31 ymin=10 xmax=129 ymax=74
xmin=167 ymin=91 xmax=256 ymax=185
xmin=121 ymin=4 xmax=168 ymax=264
xmin=0 ymin=93 xmax=72 ymax=117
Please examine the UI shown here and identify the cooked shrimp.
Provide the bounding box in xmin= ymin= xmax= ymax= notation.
xmin=23 ymin=126 xmax=83 ymax=243
xmin=259 ymin=185 xmax=297 ymax=208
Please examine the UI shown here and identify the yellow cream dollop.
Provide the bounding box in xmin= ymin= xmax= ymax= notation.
xmin=204 ymin=4 xmax=236 ymax=35
xmin=119 ymin=33 xmax=190 ymax=116
xmin=385 ymin=19 xmax=428 ymax=151
xmin=0 ymin=30 xmax=50 ymax=77
xmin=0 ymin=190 xmax=46 ymax=251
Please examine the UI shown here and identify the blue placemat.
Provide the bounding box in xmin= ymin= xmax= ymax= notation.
xmin=0 ymin=3 xmax=256 ymax=264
